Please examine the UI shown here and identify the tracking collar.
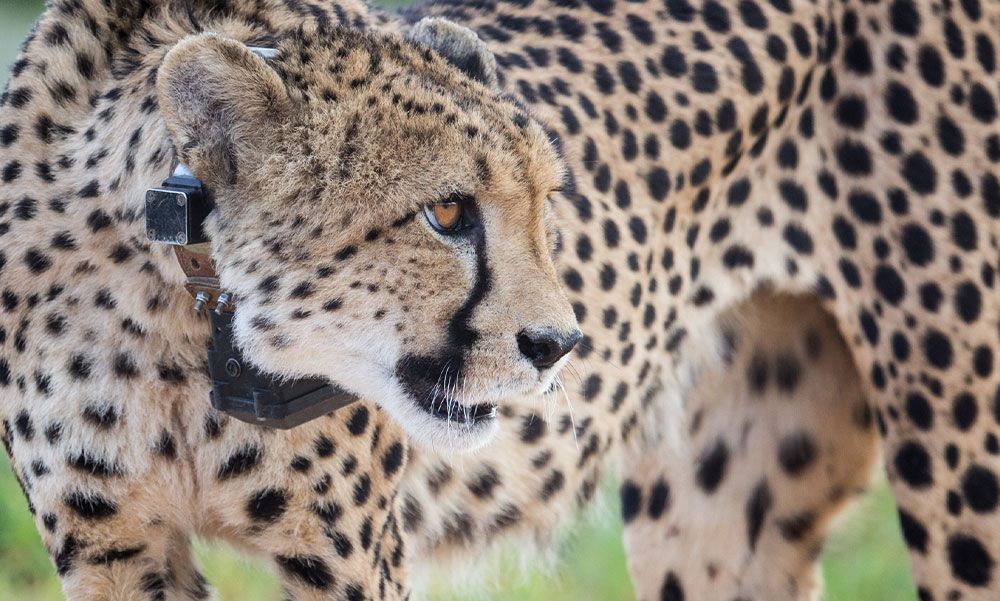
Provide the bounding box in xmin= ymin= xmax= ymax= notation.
xmin=143 ymin=48 xmax=358 ymax=429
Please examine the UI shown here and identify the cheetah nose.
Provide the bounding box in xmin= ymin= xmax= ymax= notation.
xmin=517 ymin=328 xmax=582 ymax=370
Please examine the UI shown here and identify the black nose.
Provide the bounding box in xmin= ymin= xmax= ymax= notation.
xmin=517 ymin=328 xmax=582 ymax=369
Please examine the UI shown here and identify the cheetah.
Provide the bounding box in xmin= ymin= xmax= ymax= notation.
xmin=1 ymin=1 xmax=999 ymax=601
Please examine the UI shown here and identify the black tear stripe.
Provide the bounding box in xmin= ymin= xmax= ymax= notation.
xmin=395 ymin=223 xmax=493 ymax=410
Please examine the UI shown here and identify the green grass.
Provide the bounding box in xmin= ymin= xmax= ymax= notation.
xmin=0 ymin=1 xmax=918 ymax=598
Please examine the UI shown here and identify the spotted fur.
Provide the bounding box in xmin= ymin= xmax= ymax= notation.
xmin=2 ymin=0 xmax=999 ymax=600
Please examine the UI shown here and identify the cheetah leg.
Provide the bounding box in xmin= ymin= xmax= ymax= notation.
xmin=55 ymin=522 xmax=211 ymax=601
xmin=620 ymin=294 xmax=879 ymax=600
xmin=852 ymin=324 xmax=1000 ymax=599
xmin=0 ymin=434 xmax=214 ymax=601
xmin=196 ymin=406 xmax=410 ymax=601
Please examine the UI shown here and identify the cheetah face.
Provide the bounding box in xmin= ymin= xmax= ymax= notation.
xmin=157 ymin=24 xmax=579 ymax=450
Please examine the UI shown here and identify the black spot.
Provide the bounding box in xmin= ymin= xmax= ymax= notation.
xmin=467 ymin=466 xmax=501 ymax=500
xmin=1 ymin=161 xmax=21 ymax=183
xmin=353 ymin=473 xmax=371 ymax=505
xmin=540 ymin=469 xmax=565 ymax=500
xmin=901 ymin=152 xmax=936 ymax=194
xmin=954 ymin=281 xmax=982 ymax=323
xmin=620 ymin=480 xmax=641 ymax=523
xmin=0 ymin=124 xmax=19 ymax=147
xmin=774 ymin=353 xmax=802 ymax=391
xmin=905 ymin=392 xmax=933 ymax=430
xmin=747 ymin=352 xmax=768 ymax=393
xmin=290 ymin=456 xmax=312 ymax=472
xmin=969 ymin=83 xmax=997 ymax=123
xmin=381 ymin=441 xmax=405 ymax=477
xmin=848 ymin=190 xmax=881 ymax=223
xmin=645 ymin=91 xmax=667 ymax=121
xmin=14 ymin=411 xmax=34 ymax=440
xmin=894 ymin=440 xmax=933 ymax=488
xmin=900 ymin=223 xmax=933 ymax=266
xmin=65 ymin=491 xmax=118 ymax=520
xmin=745 ymin=479 xmax=772 ymax=551
xmin=326 ymin=528 xmax=353 ymax=558
xmin=947 ymin=534 xmax=994 ymax=586
xmin=276 ymin=555 xmax=333 ymax=590
xmin=739 ymin=0 xmax=767 ymax=29
xmin=783 ymin=223 xmax=813 ymax=255
xmin=890 ymin=0 xmax=921 ymax=35
xmin=723 ymin=245 xmax=754 ymax=269
xmin=844 ymin=37 xmax=873 ymax=74
xmin=983 ymin=173 xmax=1000 ymax=217
xmin=923 ymin=329 xmax=953 ymax=369
xmin=87 ymin=209 xmax=112 ymax=232
xmin=55 ymin=535 xmax=79 ymax=575
xmin=289 ymin=282 xmax=314 ymax=299
xmin=952 ymin=396 xmax=979 ymax=436
xmin=647 ymin=168 xmax=670 ymax=201
xmin=648 ymin=479 xmax=670 ymax=519
xmin=833 ymin=96 xmax=866 ymax=132
xmin=886 ymin=82 xmax=918 ymax=125
xmin=24 ymin=249 xmax=52 ymax=273
xmin=665 ymin=0 xmax=695 ymax=21
xmin=89 ymin=545 xmax=146 ymax=565
xmin=660 ymin=571 xmax=685 ymax=601
xmin=695 ymin=439 xmax=728 ymax=494
xmin=837 ymin=140 xmax=873 ymax=175
xmin=68 ymin=451 xmax=124 ymax=477
xmin=155 ymin=431 xmax=176 ymax=459
xmin=247 ymin=488 xmax=288 ymax=522
xmin=874 ymin=266 xmax=905 ymax=305
xmin=961 ymin=465 xmax=999 ymax=513
xmin=702 ymin=0 xmax=730 ymax=32
xmin=973 ymin=346 xmax=993 ymax=379
xmin=919 ymin=283 xmax=943 ymax=312
xmin=583 ymin=374 xmax=602 ymax=401
xmin=660 ymin=46 xmax=687 ymax=77
xmin=691 ymin=61 xmax=718 ymax=93
xmin=778 ymin=432 xmax=817 ymax=476
xmin=346 ymin=405 xmax=369 ymax=435
xmin=520 ymin=416 xmax=546 ymax=443
xmin=898 ymin=508 xmax=928 ymax=553
xmin=113 ymin=353 xmax=139 ymax=379
xmin=777 ymin=511 xmax=816 ymax=541
xmin=778 ymin=180 xmax=807 ymax=211
xmin=217 ymin=445 xmax=263 ymax=480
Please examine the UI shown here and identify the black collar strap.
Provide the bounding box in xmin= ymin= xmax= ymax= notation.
xmin=143 ymin=46 xmax=359 ymax=428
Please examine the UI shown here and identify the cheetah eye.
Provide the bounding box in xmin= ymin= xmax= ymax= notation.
xmin=423 ymin=194 xmax=475 ymax=235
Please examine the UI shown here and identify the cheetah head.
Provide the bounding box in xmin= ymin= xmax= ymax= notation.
xmin=156 ymin=21 xmax=579 ymax=450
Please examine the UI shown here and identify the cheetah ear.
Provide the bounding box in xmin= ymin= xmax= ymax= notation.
xmin=156 ymin=34 xmax=291 ymax=186
xmin=405 ymin=18 xmax=499 ymax=89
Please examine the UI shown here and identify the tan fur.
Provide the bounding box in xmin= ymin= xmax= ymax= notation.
xmin=2 ymin=0 xmax=999 ymax=600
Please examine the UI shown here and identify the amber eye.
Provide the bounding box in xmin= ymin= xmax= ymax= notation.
xmin=423 ymin=195 xmax=474 ymax=234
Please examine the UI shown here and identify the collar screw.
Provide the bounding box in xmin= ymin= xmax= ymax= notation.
xmin=193 ymin=291 xmax=210 ymax=313
xmin=215 ymin=293 xmax=233 ymax=314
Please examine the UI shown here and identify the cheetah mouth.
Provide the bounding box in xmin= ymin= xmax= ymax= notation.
xmin=413 ymin=395 xmax=497 ymax=424
xmin=395 ymin=353 xmax=499 ymax=425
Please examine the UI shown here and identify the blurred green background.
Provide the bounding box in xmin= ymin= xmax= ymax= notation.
xmin=1 ymin=1 xmax=916 ymax=599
